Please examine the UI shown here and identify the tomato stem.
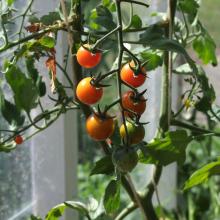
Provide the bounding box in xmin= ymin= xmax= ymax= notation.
xmin=121 ymin=0 xmax=149 ymax=8
xmin=92 ymin=26 xmax=121 ymax=50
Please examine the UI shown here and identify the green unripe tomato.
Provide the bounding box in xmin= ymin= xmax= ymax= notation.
xmin=112 ymin=147 xmax=138 ymax=173
xmin=119 ymin=121 xmax=145 ymax=145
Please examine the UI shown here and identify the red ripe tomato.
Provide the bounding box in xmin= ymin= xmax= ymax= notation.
xmin=14 ymin=135 xmax=23 ymax=144
xmin=76 ymin=77 xmax=103 ymax=105
xmin=86 ymin=114 xmax=115 ymax=141
xmin=122 ymin=91 xmax=146 ymax=117
xmin=76 ymin=45 xmax=102 ymax=68
xmin=120 ymin=61 xmax=146 ymax=88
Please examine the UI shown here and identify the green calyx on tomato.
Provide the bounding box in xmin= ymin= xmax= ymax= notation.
xmin=120 ymin=121 xmax=145 ymax=145
xmin=112 ymin=147 xmax=138 ymax=173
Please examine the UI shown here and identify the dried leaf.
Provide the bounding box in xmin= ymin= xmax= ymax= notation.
xmin=46 ymin=56 xmax=56 ymax=93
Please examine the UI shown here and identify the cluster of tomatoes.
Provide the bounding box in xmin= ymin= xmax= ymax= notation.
xmin=76 ymin=45 xmax=147 ymax=149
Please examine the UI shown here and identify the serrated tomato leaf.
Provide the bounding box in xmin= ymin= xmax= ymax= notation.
xmin=26 ymin=56 xmax=39 ymax=82
xmin=39 ymin=36 xmax=55 ymax=49
xmin=45 ymin=203 xmax=66 ymax=220
xmin=140 ymin=51 xmax=163 ymax=71
xmin=45 ymin=201 xmax=89 ymax=220
xmin=5 ymin=65 xmax=38 ymax=113
xmin=139 ymin=130 xmax=192 ymax=166
xmin=139 ymin=25 xmax=197 ymax=74
xmin=104 ymin=180 xmax=120 ymax=214
xmin=184 ymin=159 xmax=220 ymax=190
xmin=93 ymin=5 xmax=117 ymax=30
xmin=90 ymin=155 xmax=114 ymax=176
xmin=195 ymin=67 xmax=216 ymax=112
xmin=0 ymin=92 xmax=25 ymax=127
xmin=40 ymin=12 xmax=61 ymax=25
xmin=64 ymin=201 xmax=89 ymax=215
xmin=7 ymin=0 xmax=14 ymax=6
xmin=193 ymin=33 xmax=217 ymax=66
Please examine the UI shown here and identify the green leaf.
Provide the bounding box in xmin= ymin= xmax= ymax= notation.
xmin=193 ymin=32 xmax=217 ymax=66
xmin=139 ymin=25 xmax=164 ymax=43
xmin=40 ymin=12 xmax=61 ymax=25
xmin=64 ymin=201 xmax=89 ymax=215
xmin=26 ymin=57 xmax=39 ymax=82
xmin=178 ymin=0 xmax=199 ymax=15
xmin=102 ymin=0 xmax=111 ymax=7
xmin=93 ymin=5 xmax=117 ymax=30
xmin=39 ymin=36 xmax=55 ymax=49
xmin=28 ymin=16 xmax=40 ymax=24
xmin=45 ymin=201 xmax=89 ymax=220
xmin=90 ymin=156 xmax=114 ymax=176
xmin=139 ymin=130 xmax=192 ymax=166
xmin=0 ymin=142 xmax=16 ymax=153
xmin=7 ymin=0 xmax=14 ymax=6
xmin=45 ymin=203 xmax=66 ymax=220
xmin=130 ymin=15 xmax=142 ymax=29
xmin=178 ymin=0 xmax=199 ymax=23
xmin=139 ymin=26 xmax=197 ymax=74
xmin=195 ymin=67 xmax=216 ymax=112
xmin=140 ymin=51 xmax=163 ymax=71
xmin=0 ymin=92 xmax=25 ymax=127
xmin=36 ymin=76 xmax=46 ymax=97
xmin=5 ymin=65 xmax=38 ymax=113
xmin=184 ymin=159 xmax=220 ymax=190
xmin=29 ymin=214 xmax=43 ymax=220
xmin=104 ymin=180 xmax=120 ymax=214
xmin=101 ymin=0 xmax=116 ymax=11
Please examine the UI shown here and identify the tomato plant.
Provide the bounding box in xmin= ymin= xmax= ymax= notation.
xmin=0 ymin=0 xmax=219 ymax=219
xmin=76 ymin=45 xmax=102 ymax=68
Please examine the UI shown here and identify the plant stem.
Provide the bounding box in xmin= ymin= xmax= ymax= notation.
xmin=92 ymin=26 xmax=120 ymax=49
xmin=18 ymin=0 xmax=34 ymax=40
xmin=141 ymin=1 xmax=177 ymax=219
xmin=171 ymin=119 xmax=220 ymax=137
xmin=56 ymin=61 xmax=74 ymax=87
xmin=0 ymin=105 xmax=78 ymax=145
xmin=126 ymin=174 xmax=147 ymax=220
xmin=121 ymin=0 xmax=149 ymax=8
xmin=0 ymin=20 xmax=72 ymax=53
xmin=115 ymin=0 xmax=130 ymax=147
xmin=115 ymin=203 xmax=137 ymax=220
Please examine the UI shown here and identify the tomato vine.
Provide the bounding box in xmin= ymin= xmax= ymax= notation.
xmin=0 ymin=0 xmax=220 ymax=219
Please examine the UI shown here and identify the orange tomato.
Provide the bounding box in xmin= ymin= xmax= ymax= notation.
xmin=76 ymin=77 xmax=103 ymax=105
xmin=76 ymin=45 xmax=102 ymax=68
xmin=86 ymin=114 xmax=115 ymax=141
